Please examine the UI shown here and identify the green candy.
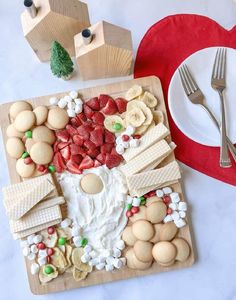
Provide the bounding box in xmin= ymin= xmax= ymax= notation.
xmin=25 ymin=130 xmax=32 ymax=138
xmin=44 ymin=265 xmax=54 ymax=275
xmin=21 ymin=151 xmax=29 ymax=159
xmin=58 ymin=237 xmax=66 ymax=246
xmin=80 ymin=238 xmax=88 ymax=247
xmin=48 ymin=165 xmax=56 ymax=173
xmin=139 ymin=196 xmax=145 ymax=201
xmin=113 ymin=122 xmax=122 ymax=131
xmin=127 ymin=203 xmax=132 ymax=210
xmin=140 ymin=199 xmax=146 ymax=206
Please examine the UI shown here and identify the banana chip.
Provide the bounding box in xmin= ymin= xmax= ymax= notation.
xmin=134 ymin=124 xmax=149 ymax=135
xmin=153 ymin=110 xmax=165 ymax=124
xmin=57 ymin=227 xmax=72 ymax=240
xmin=65 ymin=244 xmax=73 ymax=267
xmin=127 ymin=100 xmax=153 ymax=126
xmin=51 ymin=247 xmax=68 ymax=269
xmin=141 ymin=91 xmax=158 ymax=108
xmin=58 ymin=245 xmax=66 ymax=253
xmin=72 ymin=266 xmax=88 ymax=282
xmin=40 ymin=229 xmax=58 ymax=248
xmin=71 ymin=248 xmax=92 ymax=272
xmin=125 ymin=85 xmax=143 ymax=101
xmin=126 ymin=108 xmax=145 ymax=127
xmin=104 ymin=116 xmax=125 ymax=133
xmin=39 ymin=265 xmax=58 ymax=284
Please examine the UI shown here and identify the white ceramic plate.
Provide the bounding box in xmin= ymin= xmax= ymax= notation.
xmin=168 ymin=47 xmax=236 ymax=146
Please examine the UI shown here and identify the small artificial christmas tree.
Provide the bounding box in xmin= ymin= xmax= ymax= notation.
xmin=50 ymin=41 xmax=74 ymax=80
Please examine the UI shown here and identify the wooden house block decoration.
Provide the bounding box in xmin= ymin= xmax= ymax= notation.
xmin=74 ymin=21 xmax=133 ymax=80
xmin=21 ymin=0 xmax=90 ymax=62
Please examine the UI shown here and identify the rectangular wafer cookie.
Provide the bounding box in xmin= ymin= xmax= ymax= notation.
xmin=120 ymin=140 xmax=171 ymax=177
xmin=127 ymin=161 xmax=181 ymax=190
xmin=123 ymin=123 xmax=169 ymax=162
xmin=31 ymin=196 xmax=65 ymax=212
xmin=10 ymin=205 xmax=62 ymax=233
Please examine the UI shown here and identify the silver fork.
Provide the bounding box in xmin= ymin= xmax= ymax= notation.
xmin=211 ymin=48 xmax=231 ymax=167
xmin=178 ymin=64 xmax=236 ymax=164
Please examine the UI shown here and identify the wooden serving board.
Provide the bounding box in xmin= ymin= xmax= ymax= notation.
xmin=0 ymin=76 xmax=194 ymax=294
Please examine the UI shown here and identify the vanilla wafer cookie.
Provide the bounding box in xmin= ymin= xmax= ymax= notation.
xmin=10 ymin=205 xmax=62 ymax=233
xmin=13 ymin=218 xmax=62 ymax=240
xmin=31 ymin=196 xmax=65 ymax=213
xmin=123 ymin=123 xmax=169 ymax=162
xmin=120 ymin=140 xmax=171 ymax=177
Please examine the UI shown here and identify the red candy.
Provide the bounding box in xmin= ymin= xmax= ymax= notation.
xmin=122 ymin=135 xmax=130 ymax=142
xmin=47 ymin=248 xmax=54 ymax=256
xmin=133 ymin=134 xmax=141 ymax=139
xmin=24 ymin=157 xmax=33 ymax=164
xmin=131 ymin=206 xmax=139 ymax=214
xmin=37 ymin=242 xmax=46 ymax=250
xmin=167 ymin=208 xmax=173 ymax=215
xmin=37 ymin=165 xmax=46 ymax=172
xmin=47 ymin=256 xmax=52 ymax=264
xmin=147 ymin=191 xmax=156 ymax=197
xmin=163 ymin=195 xmax=171 ymax=204
xmin=126 ymin=210 xmax=133 ymax=218
xmin=47 ymin=226 xmax=55 ymax=235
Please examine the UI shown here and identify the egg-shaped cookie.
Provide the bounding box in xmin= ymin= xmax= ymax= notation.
xmin=6 ymin=124 xmax=24 ymax=138
xmin=6 ymin=137 xmax=25 ymax=159
xmin=80 ymin=173 xmax=104 ymax=194
xmin=33 ymin=106 xmax=48 ymax=125
xmin=32 ymin=126 xmax=56 ymax=145
xmin=9 ymin=101 xmax=32 ymax=119
xmin=158 ymin=259 xmax=175 ymax=267
xmin=146 ymin=201 xmax=167 ymax=224
xmin=152 ymin=241 xmax=177 ymax=264
xmin=134 ymin=240 xmax=153 ymax=262
xmin=130 ymin=206 xmax=147 ymax=223
xmin=30 ymin=142 xmax=53 ymax=164
xmin=125 ymin=248 xmax=152 ymax=270
xmin=150 ymin=224 xmax=163 ymax=243
xmin=122 ymin=226 xmax=137 ymax=246
xmin=14 ymin=110 xmax=36 ymax=132
xmin=125 ymin=248 xmax=136 ymax=269
xmin=172 ymin=238 xmax=190 ymax=262
xmin=160 ymin=222 xmax=178 ymax=241
xmin=16 ymin=158 xmax=35 ymax=178
xmin=47 ymin=107 xmax=69 ymax=129
xmin=132 ymin=220 xmax=154 ymax=241
xmin=146 ymin=196 xmax=162 ymax=206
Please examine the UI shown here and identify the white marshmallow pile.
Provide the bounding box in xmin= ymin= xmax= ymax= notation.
xmin=115 ymin=126 xmax=141 ymax=155
xmin=126 ymin=195 xmax=141 ymax=207
xmin=49 ymin=90 xmax=83 ymax=117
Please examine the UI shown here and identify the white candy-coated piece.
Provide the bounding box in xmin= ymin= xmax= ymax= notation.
xmin=71 ymin=226 xmax=80 ymax=237
xmin=116 ymin=144 xmax=125 ymax=155
xmin=125 ymin=125 xmax=135 ymax=135
xmin=113 ymin=248 xmax=121 ymax=258
xmin=105 ymin=264 xmax=114 ymax=272
xmin=163 ymin=215 xmax=173 ymax=223
xmin=75 ymin=104 xmax=83 ymax=114
xmin=49 ymin=97 xmax=58 ymax=105
xmin=175 ymin=218 xmax=186 ymax=228
xmin=23 ymin=246 xmax=30 ymax=257
xmin=170 ymin=192 xmax=180 ymax=203
xmin=81 ymin=253 xmax=90 ymax=263
xmin=64 ymin=95 xmax=73 ymax=102
xmin=37 ymin=256 xmax=47 ymax=266
xmin=120 ymin=257 xmax=126 ymax=266
xmin=30 ymin=244 xmax=38 ymax=254
xmin=127 ymin=195 xmax=133 ymax=204
xmin=84 ymin=245 xmax=92 ymax=253
xmin=27 ymin=234 xmax=36 ymax=245
xmin=122 ymin=141 xmax=130 ymax=149
xmin=96 ymin=263 xmax=105 ymax=270
xmin=156 ymin=189 xmax=164 ymax=197
xmin=38 ymin=249 xmax=47 ymax=258
xmin=69 ymin=91 xmax=78 ymax=99
xmin=115 ymin=240 xmax=125 ymax=251
xmin=113 ymin=258 xmax=122 ymax=269
xmin=31 ymin=262 xmax=39 ymax=275
xmin=73 ymin=236 xmax=82 ymax=247
xmin=169 ymin=203 xmax=178 ymax=211
xmin=58 ymin=98 xmax=67 ymax=109
xmin=162 ymin=187 xmax=172 ymax=194
xmin=74 ymin=98 xmax=83 ymax=105
xmin=132 ymin=197 xmax=141 ymax=207
xmin=178 ymin=201 xmax=187 ymax=211
xmin=179 ymin=211 xmax=186 ymax=218
xmin=106 ymin=256 xmax=115 ymax=265
xmin=67 ymin=109 xmax=76 ymax=117
xmin=171 ymin=210 xmax=180 ymax=221
xmin=27 ymin=252 xmax=36 ymax=261
xmin=103 ymin=249 xmax=111 ymax=257
xmin=89 ymin=250 xmax=97 ymax=259
xmin=116 ymin=136 xmax=122 ymax=144
xmin=129 ymin=138 xmax=140 ymax=148
xmin=33 ymin=234 xmax=42 ymax=244
xmin=60 ymin=218 xmax=72 ymax=228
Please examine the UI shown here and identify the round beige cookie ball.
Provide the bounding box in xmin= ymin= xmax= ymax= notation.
xmin=122 ymin=226 xmax=137 ymax=246
xmin=158 ymin=259 xmax=175 ymax=267
xmin=146 ymin=196 xmax=162 ymax=206
xmin=14 ymin=110 xmax=36 ymax=132
xmin=32 ymin=126 xmax=56 ymax=145
xmin=132 ymin=220 xmax=154 ymax=241
xmin=16 ymin=158 xmax=35 ymax=178
xmin=150 ymin=224 xmax=163 ymax=243
xmin=152 ymin=241 xmax=177 ymax=264
xmin=130 ymin=206 xmax=147 ymax=223
xmin=30 ymin=142 xmax=53 ymax=164
xmin=25 ymin=138 xmax=35 ymax=154
xmin=125 ymin=248 xmax=152 ymax=270
xmin=146 ymin=201 xmax=167 ymax=224
xmin=134 ymin=240 xmax=153 ymax=262
xmin=80 ymin=173 xmax=104 ymax=194
xmin=160 ymin=222 xmax=178 ymax=241
xmin=47 ymin=107 xmax=69 ymax=129
xmin=6 ymin=124 xmax=24 ymax=138
xmin=6 ymin=137 xmax=25 ymax=159
xmin=33 ymin=106 xmax=48 ymax=125
xmin=172 ymin=238 xmax=190 ymax=262
xmin=9 ymin=101 xmax=32 ymax=119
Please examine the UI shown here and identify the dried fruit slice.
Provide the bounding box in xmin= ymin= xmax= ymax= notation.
xmin=102 ymin=98 xmax=118 ymax=115
xmin=57 ymin=227 xmax=72 ymax=240
xmin=65 ymin=244 xmax=73 ymax=267
xmin=127 ymin=100 xmax=153 ymax=126
xmin=125 ymin=85 xmax=143 ymax=101
xmin=141 ymin=91 xmax=158 ymax=108
xmin=72 ymin=266 xmax=88 ymax=281
xmin=71 ymin=247 xmax=84 ymax=269
xmin=125 ymin=108 xmax=145 ymax=127
xmin=51 ymin=247 xmax=68 ymax=269
xmin=79 ymin=155 xmax=94 ymax=170
xmin=153 ymin=110 xmax=165 ymax=124
xmin=105 ymin=153 xmax=122 ymax=169
xmin=39 ymin=265 xmax=58 ymax=283
xmin=115 ymin=97 xmax=127 ymax=113
xmin=104 ymin=115 xmax=125 ymax=133
xmin=134 ymin=124 xmax=149 ymax=135
xmin=86 ymin=97 xmax=100 ymax=111
xmin=41 ymin=229 xmax=58 ymax=248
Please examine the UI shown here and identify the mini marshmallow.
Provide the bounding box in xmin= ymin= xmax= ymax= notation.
xmin=49 ymin=97 xmax=58 ymax=106
xmin=174 ymin=218 xmax=186 ymax=228
xmin=120 ymin=257 xmax=126 ymax=266
xmin=67 ymin=102 xmax=76 ymax=110
xmin=116 ymin=136 xmax=123 ymax=144
xmin=67 ymin=109 xmax=76 ymax=118
xmin=163 ymin=215 xmax=173 ymax=223
xmin=129 ymin=139 xmax=141 ymax=148
xmin=126 ymin=195 xmax=133 ymax=204
xmin=64 ymin=95 xmax=73 ymax=102
xmin=115 ymin=240 xmax=125 ymax=251
xmin=33 ymin=234 xmax=42 ymax=244
xmin=132 ymin=197 xmax=141 ymax=207
xmin=81 ymin=253 xmax=90 ymax=263
xmin=89 ymin=257 xmax=99 ymax=266
xmin=74 ymin=98 xmax=83 ymax=105
xmin=69 ymin=91 xmax=78 ymax=99
xmin=106 ymin=256 xmax=115 ymax=265
xmin=27 ymin=253 xmax=36 ymax=261
xmin=84 ymin=245 xmax=92 ymax=253
xmin=162 ymin=187 xmax=172 ymax=194
xmin=31 ymin=262 xmax=39 ymax=275
xmin=113 ymin=258 xmax=122 ymax=269
xmin=38 ymin=249 xmax=47 ymax=258
xmin=125 ymin=125 xmax=135 ymax=135
xmin=98 ymin=256 xmax=106 ymax=264
xmin=170 ymin=192 xmax=180 ymax=203
xmin=27 ymin=234 xmax=36 ymax=246
xmin=75 ymin=104 xmax=83 ymax=114
xmin=169 ymin=203 xmax=178 ymax=211
xmin=22 ymin=246 xmax=30 ymax=257
xmin=103 ymin=249 xmax=111 ymax=257
xmin=171 ymin=211 xmax=180 ymax=221
xmin=71 ymin=226 xmax=80 ymax=237
xmin=156 ymin=189 xmax=164 ymax=198
xmin=96 ymin=263 xmax=105 ymax=270
xmin=58 ymin=98 xmax=67 ymax=109
xmin=112 ymin=248 xmax=121 ymax=258
xmin=37 ymin=256 xmax=47 ymax=266
xmin=178 ymin=201 xmax=187 ymax=211
xmin=73 ymin=236 xmax=82 ymax=247
xmin=30 ymin=244 xmax=38 ymax=254
xmin=116 ymin=144 xmax=125 ymax=155
xmin=60 ymin=218 xmax=72 ymax=228
xmin=105 ymin=264 xmax=114 ymax=272
xmin=89 ymin=250 xmax=97 ymax=259
xmin=179 ymin=211 xmax=186 ymax=218
xmin=122 ymin=141 xmax=130 ymax=149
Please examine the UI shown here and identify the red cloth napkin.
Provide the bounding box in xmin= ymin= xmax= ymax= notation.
xmin=134 ymin=14 xmax=236 ymax=185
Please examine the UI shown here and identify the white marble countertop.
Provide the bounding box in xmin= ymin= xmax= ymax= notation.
xmin=1 ymin=0 xmax=236 ymax=299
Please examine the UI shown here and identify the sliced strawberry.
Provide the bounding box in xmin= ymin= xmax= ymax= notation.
xmin=91 ymin=112 xmax=105 ymax=125
xmin=102 ymin=98 xmax=118 ymax=115
xmin=58 ymin=141 xmax=71 ymax=150
xmin=96 ymin=153 xmax=106 ymax=164
xmin=70 ymin=116 xmax=82 ymax=127
xmin=104 ymin=129 xmax=115 ymax=143
xmin=77 ymin=126 xmax=90 ymax=140
xmin=70 ymin=144 xmax=86 ymax=155
xmin=84 ymin=140 xmax=96 ymax=150
xmin=60 ymin=145 xmax=71 ymax=160
xmin=56 ymin=130 xmax=70 ymax=142
xmin=115 ymin=97 xmax=127 ymax=113
xmin=71 ymin=154 xmax=83 ymax=165
xmin=53 ymin=141 xmax=60 ymax=152
xmin=87 ymin=148 xmax=100 ymax=158
xmin=66 ymin=125 xmax=78 ymax=136
xmin=66 ymin=160 xmax=82 ymax=174
xmin=83 ymin=104 xmax=94 ymax=119
xmin=53 ymin=152 xmax=66 ymax=173
xmin=99 ymin=94 xmax=113 ymax=108
xmin=72 ymin=135 xmax=84 ymax=146
xmin=77 ymin=112 xmax=87 ymax=123
xmin=111 ymin=147 xmax=119 ymax=156
xmin=94 ymin=159 xmax=102 ymax=168
xmin=82 ymin=123 xmax=94 ymax=132
xmin=90 ymin=128 xmax=104 ymax=147
xmin=86 ymin=97 xmax=100 ymax=111
xmin=79 ymin=155 xmax=94 ymax=170
xmin=105 ymin=154 xmax=122 ymax=169
xmin=100 ymin=143 xmax=113 ymax=155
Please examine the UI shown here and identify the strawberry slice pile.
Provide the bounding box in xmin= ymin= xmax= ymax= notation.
xmin=52 ymin=94 xmax=127 ymax=174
